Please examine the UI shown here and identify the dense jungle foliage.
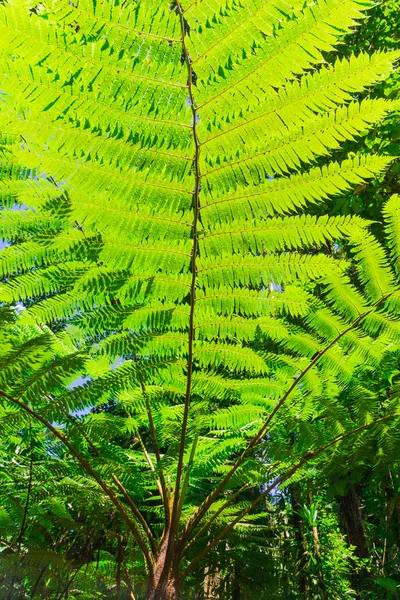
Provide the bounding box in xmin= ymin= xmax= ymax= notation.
xmin=0 ymin=0 xmax=400 ymax=598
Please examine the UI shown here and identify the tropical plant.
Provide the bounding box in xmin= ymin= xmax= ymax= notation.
xmin=0 ymin=0 xmax=400 ymax=598
xmin=317 ymin=0 xmax=400 ymax=223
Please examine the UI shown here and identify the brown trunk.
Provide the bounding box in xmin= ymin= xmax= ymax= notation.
xmin=339 ymin=485 xmax=369 ymax=596
xmin=339 ymin=486 xmax=368 ymax=560
xmin=147 ymin=579 xmax=179 ymax=600
xmin=147 ymin=534 xmax=180 ymax=600
xmin=147 ymin=567 xmax=180 ymax=600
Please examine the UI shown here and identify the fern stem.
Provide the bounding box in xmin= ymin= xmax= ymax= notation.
xmin=176 ymin=432 xmax=199 ymax=521
xmin=138 ymin=376 xmax=170 ymax=523
xmin=133 ymin=423 xmax=167 ymax=519
xmin=182 ymin=291 xmax=395 ymax=541
xmin=169 ymin=0 xmax=202 ymax=552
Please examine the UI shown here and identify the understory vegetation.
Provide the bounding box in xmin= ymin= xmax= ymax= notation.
xmin=0 ymin=0 xmax=399 ymax=598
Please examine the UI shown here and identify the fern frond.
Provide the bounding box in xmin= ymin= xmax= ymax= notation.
xmin=350 ymin=229 xmax=396 ymax=302
xmin=0 ymin=0 xmax=399 ymax=587
xmin=384 ymin=194 xmax=400 ymax=273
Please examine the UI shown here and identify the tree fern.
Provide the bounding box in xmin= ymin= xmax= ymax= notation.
xmin=0 ymin=0 xmax=400 ymax=598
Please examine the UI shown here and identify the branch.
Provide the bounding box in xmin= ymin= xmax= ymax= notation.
xmin=181 ymin=292 xmax=394 ymax=541
xmin=181 ymin=413 xmax=398 ymax=579
xmin=0 ymin=390 xmax=155 ymax=575
xmin=134 ymin=424 xmax=166 ymax=507
xmin=176 ymin=433 xmax=199 ymax=522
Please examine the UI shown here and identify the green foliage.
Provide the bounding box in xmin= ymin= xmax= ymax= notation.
xmin=319 ymin=0 xmax=400 ymax=222
xmin=0 ymin=0 xmax=399 ymax=598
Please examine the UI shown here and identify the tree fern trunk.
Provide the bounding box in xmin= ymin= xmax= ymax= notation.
xmin=339 ymin=486 xmax=368 ymax=558
xmin=339 ymin=485 xmax=369 ymax=595
xmin=147 ymin=566 xmax=180 ymax=600
xmin=147 ymin=579 xmax=180 ymax=600
xmin=146 ymin=534 xmax=180 ymax=600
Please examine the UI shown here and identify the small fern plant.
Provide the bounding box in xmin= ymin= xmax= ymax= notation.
xmin=0 ymin=0 xmax=400 ymax=598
